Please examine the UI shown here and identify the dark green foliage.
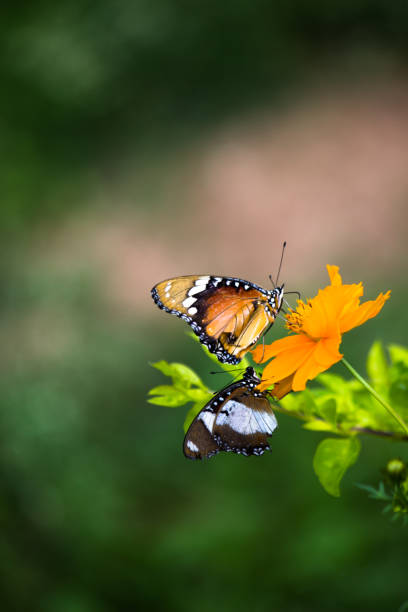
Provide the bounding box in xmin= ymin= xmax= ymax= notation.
xmin=357 ymin=457 xmax=408 ymax=524
xmin=2 ymin=0 xmax=408 ymax=233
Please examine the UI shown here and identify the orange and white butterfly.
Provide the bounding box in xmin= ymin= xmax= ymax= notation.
xmin=151 ymin=274 xmax=284 ymax=364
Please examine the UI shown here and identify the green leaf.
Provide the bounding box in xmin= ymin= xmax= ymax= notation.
xmin=303 ymin=420 xmax=337 ymax=432
xmin=389 ymin=361 xmax=408 ymax=420
xmin=313 ymin=436 xmax=361 ymax=497
xmin=316 ymin=398 xmax=337 ymax=424
xmin=147 ymin=386 xmax=188 ymax=407
xmin=389 ymin=344 xmax=408 ymax=367
xmin=355 ymin=482 xmax=391 ymax=501
xmin=150 ymin=360 xmax=205 ymax=389
xmin=148 ymin=385 xmax=180 ymax=396
xmin=317 ymin=373 xmax=348 ymax=393
xmin=280 ymin=388 xmax=319 ymax=418
xmin=184 ymin=388 xmax=213 ymax=403
xmin=366 ymin=341 xmax=389 ymax=396
xmin=183 ymin=402 xmax=204 ymax=433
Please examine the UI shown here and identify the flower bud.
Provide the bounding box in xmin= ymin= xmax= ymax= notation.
xmin=386 ymin=458 xmax=407 ymax=483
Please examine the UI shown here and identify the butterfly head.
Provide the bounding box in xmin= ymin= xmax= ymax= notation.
xmin=268 ymin=284 xmax=284 ymax=315
xmin=243 ymin=366 xmax=261 ymax=385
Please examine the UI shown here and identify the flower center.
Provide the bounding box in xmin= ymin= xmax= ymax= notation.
xmin=285 ymin=299 xmax=313 ymax=334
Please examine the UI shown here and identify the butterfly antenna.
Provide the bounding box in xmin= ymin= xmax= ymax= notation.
xmin=210 ymin=367 xmax=246 ymax=376
xmin=275 ymin=241 xmax=286 ymax=287
xmin=285 ymin=290 xmax=301 ymax=300
xmin=283 ymin=298 xmax=293 ymax=311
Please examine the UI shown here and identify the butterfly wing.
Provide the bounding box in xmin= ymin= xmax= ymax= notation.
xmin=183 ymin=385 xmax=277 ymax=460
xmin=212 ymin=388 xmax=278 ymax=456
xmin=152 ymin=275 xmax=280 ymax=364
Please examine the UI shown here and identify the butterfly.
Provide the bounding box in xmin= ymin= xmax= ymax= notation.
xmin=183 ymin=366 xmax=278 ymax=459
xmin=151 ymin=275 xmax=284 ymax=364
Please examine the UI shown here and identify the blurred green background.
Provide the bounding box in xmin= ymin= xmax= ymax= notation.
xmin=1 ymin=2 xmax=408 ymax=611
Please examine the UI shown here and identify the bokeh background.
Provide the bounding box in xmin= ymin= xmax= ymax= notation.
xmin=1 ymin=2 xmax=408 ymax=611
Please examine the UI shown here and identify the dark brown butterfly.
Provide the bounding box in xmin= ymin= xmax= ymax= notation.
xmin=183 ymin=367 xmax=278 ymax=460
xmin=151 ymin=275 xmax=284 ymax=364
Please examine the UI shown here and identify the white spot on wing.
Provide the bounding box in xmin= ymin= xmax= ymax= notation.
xmin=188 ymin=306 xmax=197 ymax=315
xmin=195 ymin=276 xmax=210 ymax=285
xmin=182 ymin=296 xmax=197 ymax=309
xmin=198 ymin=411 xmax=216 ymax=432
xmin=187 ymin=440 xmax=199 ymax=452
xmin=188 ymin=285 xmax=205 ymax=297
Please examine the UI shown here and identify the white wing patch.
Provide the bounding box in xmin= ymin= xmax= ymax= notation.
xmin=215 ymin=400 xmax=277 ymax=435
xmin=198 ymin=410 xmax=216 ymax=432
xmin=188 ymin=285 xmax=205 ymax=297
xmin=182 ymin=296 xmax=197 ymax=309
xmin=186 ymin=440 xmax=199 ymax=452
xmin=195 ymin=276 xmax=210 ymax=285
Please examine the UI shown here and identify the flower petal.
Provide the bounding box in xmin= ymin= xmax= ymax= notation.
xmin=269 ymin=374 xmax=295 ymax=398
xmin=313 ymin=336 xmax=343 ymax=366
xmin=327 ymin=265 xmax=342 ymax=286
xmin=252 ymin=334 xmax=310 ymax=363
xmin=292 ymin=337 xmax=343 ymax=391
xmin=259 ymin=341 xmax=314 ymax=386
xmin=340 ymin=290 xmax=391 ymax=333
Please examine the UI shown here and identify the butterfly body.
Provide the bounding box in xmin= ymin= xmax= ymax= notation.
xmin=183 ymin=366 xmax=278 ymax=459
xmin=151 ymin=275 xmax=284 ymax=364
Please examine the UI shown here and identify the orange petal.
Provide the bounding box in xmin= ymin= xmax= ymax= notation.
xmin=292 ymin=337 xmax=343 ymax=391
xmin=258 ymin=340 xmax=314 ymax=386
xmin=252 ymin=334 xmax=310 ymax=363
xmin=251 ymin=344 xmax=273 ymax=364
xmin=292 ymin=351 xmax=326 ymax=391
xmin=340 ymin=290 xmax=391 ymax=333
xmin=269 ymin=374 xmax=295 ymax=398
xmin=301 ymin=292 xmax=330 ymax=338
xmin=313 ymin=335 xmax=342 ymax=366
xmin=327 ymin=265 xmax=342 ymax=286
xmin=302 ymin=284 xmax=363 ymax=339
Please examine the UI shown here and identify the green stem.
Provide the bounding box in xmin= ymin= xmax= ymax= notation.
xmin=341 ymin=357 xmax=408 ymax=436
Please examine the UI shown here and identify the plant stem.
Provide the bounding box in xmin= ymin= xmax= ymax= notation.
xmin=341 ymin=357 xmax=408 ymax=436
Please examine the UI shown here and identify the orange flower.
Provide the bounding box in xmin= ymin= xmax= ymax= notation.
xmin=252 ymin=266 xmax=390 ymax=397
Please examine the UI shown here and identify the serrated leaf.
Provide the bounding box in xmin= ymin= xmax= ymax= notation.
xmin=313 ymin=436 xmax=361 ymax=497
xmin=150 ymin=360 xmax=205 ymax=389
xmin=366 ymin=341 xmax=389 ymax=397
xmin=355 ymin=482 xmax=391 ymax=501
xmin=148 ymin=385 xmax=180 ymax=396
xmin=147 ymin=386 xmax=188 ymax=407
xmin=389 ymin=344 xmax=408 ymax=366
